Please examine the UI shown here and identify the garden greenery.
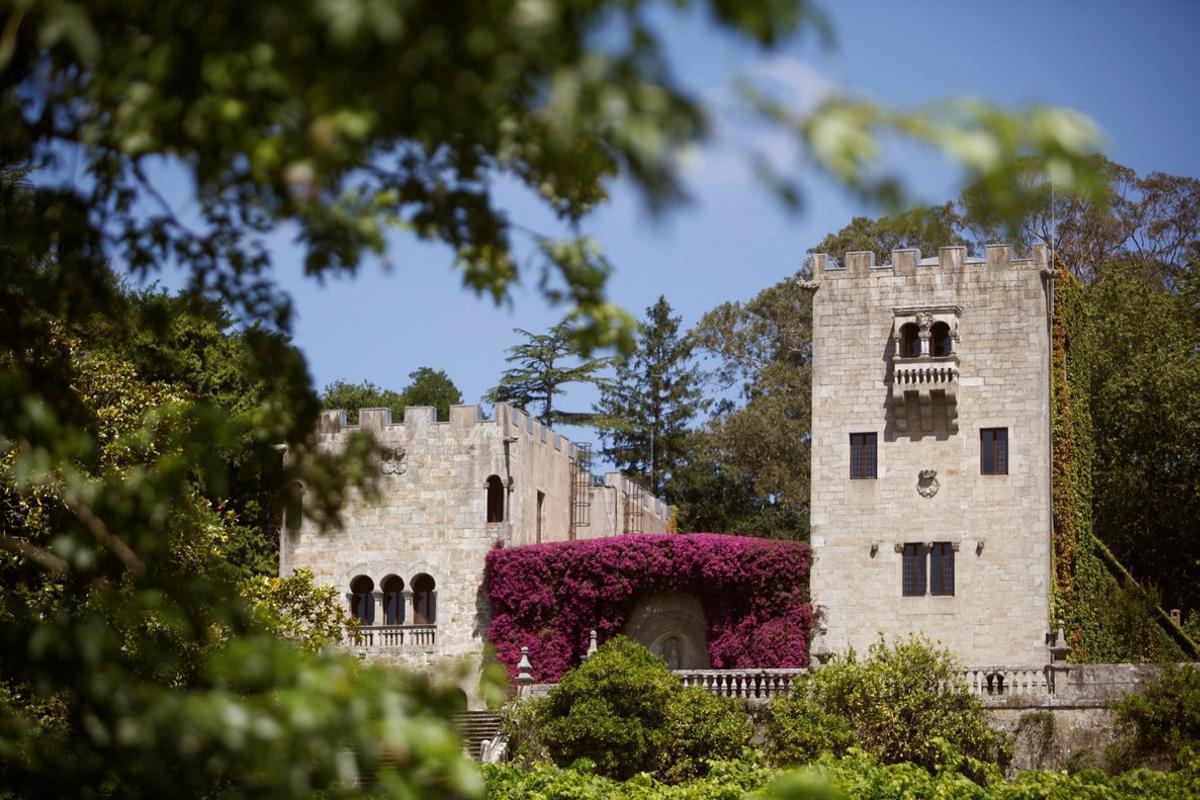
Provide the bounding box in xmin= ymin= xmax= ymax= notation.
xmin=484 ymin=534 xmax=812 ymax=681
xmin=505 ymin=637 xmax=751 ymax=782
xmin=767 ymin=637 xmax=1008 ymax=772
xmin=484 ymin=749 xmax=1200 ymax=800
xmin=1050 ymin=268 xmax=1194 ymax=662
xmin=1109 ymin=664 xmax=1200 ymax=770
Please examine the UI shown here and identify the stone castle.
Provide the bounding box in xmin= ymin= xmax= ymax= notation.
xmin=282 ymin=243 xmax=1058 ymax=683
xmin=280 ymin=403 xmax=671 ymax=676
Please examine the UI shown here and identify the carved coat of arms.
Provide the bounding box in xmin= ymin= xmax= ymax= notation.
xmin=917 ymin=469 xmax=940 ymax=498
xmin=381 ymin=446 xmax=407 ymax=476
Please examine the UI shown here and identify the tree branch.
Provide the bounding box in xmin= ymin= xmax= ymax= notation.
xmin=0 ymin=532 xmax=69 ymax=573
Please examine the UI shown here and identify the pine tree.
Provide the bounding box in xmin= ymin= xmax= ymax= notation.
xmin=486 ymin=321 xmax=610 ymax=426
xmin=595 ymin=297 xmax=704 ymax=498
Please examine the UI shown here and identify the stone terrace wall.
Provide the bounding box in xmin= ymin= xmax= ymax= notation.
xmin=809 ymin=245 xmax=1054 ymax=665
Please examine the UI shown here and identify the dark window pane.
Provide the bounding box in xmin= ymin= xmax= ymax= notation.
xmin=412 ymin=574 xmax=436 ymax=625
xmin=850 ymin=432 xmax=877 ymax=479
xmin=981 ymin=428 xmax=1009 ymax=475
xmin=486 ymin=475 xmax=505 ymax=521
xmin=902 ymin=543 xmax=926 ymax=596
xmin=899 ymin=323 xmax=920 ymax=357
xmin=381 ymin=575 xmax=405 ymax=625
xmin=932 ymin=322 xmax=952 ymax=357
xmin=930 ymin=543 xmax=955 ymax=596
xmin=349 ymin=575 xmax=374 ymax=624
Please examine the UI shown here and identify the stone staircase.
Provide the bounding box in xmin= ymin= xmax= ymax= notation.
xmin=452 ymin=711 xmax=502 ymax=761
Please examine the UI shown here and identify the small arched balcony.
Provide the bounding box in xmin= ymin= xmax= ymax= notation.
xmin=349 ymin=575 xmax=375 ymax=625
xmin=898 ymin=323 xmax=921 ymax=358
xmin=381 ymin=574 xmax=405 ymax=625
xmin=486 ymin=474 xmax=505 ymax=523
xmin=347 ymin=572 xmax=438 ymax=651
xmin=412 ymin=573 xmax=437 ymax=625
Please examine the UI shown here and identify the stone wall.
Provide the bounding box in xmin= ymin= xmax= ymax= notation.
xmin=281 ymin=402 xmax=670 ymax=701
xmin=808 ymin=245 xmax=1055 ymax=665
xmin=982 ymin=664 xmax=1169 ymax=772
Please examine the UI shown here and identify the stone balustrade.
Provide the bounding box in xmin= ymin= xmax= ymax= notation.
xmin=674 ymin=668 xmax=804 ymax=700
xmin=960 ymin=666 xmax=1051 ymax=700
xmin=892 ymin=355 xmax=960 ymax=388
xmin=349 ymin=624 xmax=437 ymax=650
xmin=516 ymin=659 xmax=1168 ymax=713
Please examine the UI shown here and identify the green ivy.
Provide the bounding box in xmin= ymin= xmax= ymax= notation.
xmin=1051 ymin=269 xmax=1194 ymax=662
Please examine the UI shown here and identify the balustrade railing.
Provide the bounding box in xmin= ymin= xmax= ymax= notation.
xmin=960 ymin=666 xmax=1050 ymax=698
xmin=349 ymin=624 xmax=437 ymax=649
xmin=893 ymin=356 xmax=959 ymax=388
xmin=674 ymin=668 xmax=803 ymax=700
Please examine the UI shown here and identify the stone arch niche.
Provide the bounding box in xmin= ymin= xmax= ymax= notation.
xmin=622 ymin=592 xmax=710 ymax=670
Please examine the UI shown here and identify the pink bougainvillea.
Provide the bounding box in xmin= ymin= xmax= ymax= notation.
xmin=484 ymin=533 xmax=813 ymax=681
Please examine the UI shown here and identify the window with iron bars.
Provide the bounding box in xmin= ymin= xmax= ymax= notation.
xmin=980 ymin=428 xmax=1008 ymax=475
xmin=850 ymin=432 xmax=877 ymax=479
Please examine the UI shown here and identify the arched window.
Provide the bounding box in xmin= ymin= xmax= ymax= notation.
xmin=412 ymin=573 xmax=436 ymax=625
xmin=899 ymin=323 xmax=920 ymax=358
xmin=349 ymin=575 xmax=375 ymax=625
xmin=486 ymin=475 xmax=505 ymax=523
xmin=381 ymin=574 xmax=405 ymax=625
xmin=931 ymin=321 xmax=952 ymax=357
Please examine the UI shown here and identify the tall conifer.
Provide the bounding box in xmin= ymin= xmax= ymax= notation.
xmin=595 ymin=297 xmax=703 ymax=498
xmin=486 ymin=321 xmax=611 ymax=426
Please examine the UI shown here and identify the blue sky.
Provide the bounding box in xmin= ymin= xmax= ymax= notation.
xmin=164 ymin=1 xmax=1200 ymax=455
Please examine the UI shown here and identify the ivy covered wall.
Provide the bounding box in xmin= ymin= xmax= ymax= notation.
xmin=1051 ymin=268 xmax=1194 ymax=662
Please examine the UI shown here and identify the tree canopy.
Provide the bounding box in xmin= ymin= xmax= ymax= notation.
xmin=595 ymin=297 xmax=704 ymax=499
xmin=676 ymin=271 xmax=813 ymax=537
xmin=486 ymin=321 xmax=610 ymax=427
xmin=321 ymin=368 xmax=463 ymax=424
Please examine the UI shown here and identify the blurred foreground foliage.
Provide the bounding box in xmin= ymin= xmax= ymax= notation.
xmin=3 ymin=1 xmax=1105 ymax=351
xmin=0 ymin=247 xmax=483 ymax=795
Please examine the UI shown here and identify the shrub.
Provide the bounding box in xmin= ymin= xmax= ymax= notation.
xmin=767 ymin=637 xmax=1008 ymax=772
xmin=1109 ymin=663 xmax=1200 ymax=770
xmin=484 ymin=533 xmax=812 ymax=681
xmin=661 ymin=687 xmax=753 ymax=783
xmin=513 ymin=637 xmax=751 ymax=782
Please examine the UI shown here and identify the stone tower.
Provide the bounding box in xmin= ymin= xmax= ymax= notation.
xmin=807 ymin=245 xmax=1053 ymax=665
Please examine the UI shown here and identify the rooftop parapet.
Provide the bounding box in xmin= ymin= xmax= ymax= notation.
xmin=314 ymin=403 xmax=672 ymax=519
xmin=811 ymin=244 xmax=1048 ymax=278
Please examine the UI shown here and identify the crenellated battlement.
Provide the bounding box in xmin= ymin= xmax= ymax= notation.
xmin=317 ymin=403 xmax=582 ymax=459
xmin=811 ymin=244 xmax=1049 ymax=278
xmin=315 ymin=402 xmax=671 ymax=521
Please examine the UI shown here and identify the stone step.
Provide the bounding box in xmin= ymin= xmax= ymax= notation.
xmin=451 ymin=712 xmax=502 ymax=761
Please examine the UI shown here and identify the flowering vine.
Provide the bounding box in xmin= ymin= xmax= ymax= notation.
xmin=484 ymin=533 xmax=812 ymax=681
